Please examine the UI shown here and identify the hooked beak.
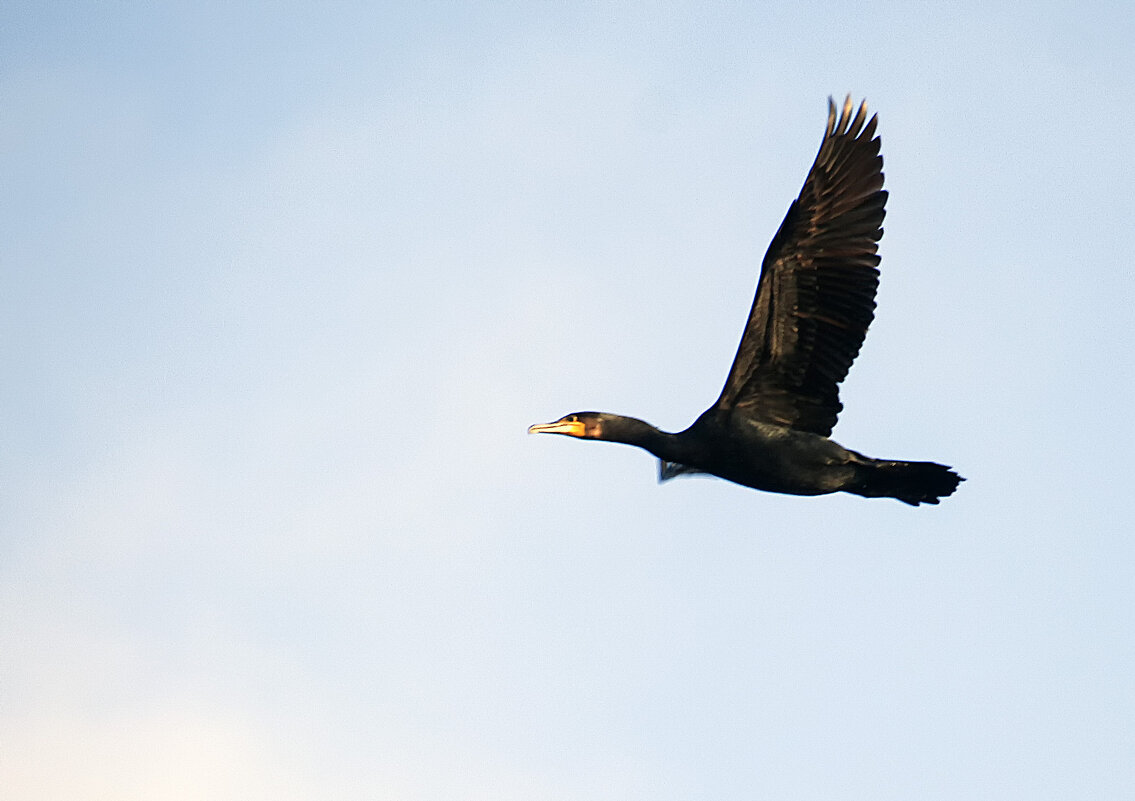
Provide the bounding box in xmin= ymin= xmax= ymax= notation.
xmin=527 ymin=419 xmax=586 ymax=437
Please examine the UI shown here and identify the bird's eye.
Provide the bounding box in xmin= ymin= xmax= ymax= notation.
xmin=568 ymin=415 xmax=578 ymax=422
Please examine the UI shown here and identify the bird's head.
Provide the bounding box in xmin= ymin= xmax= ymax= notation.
xmin=528 ymin=412 xmax=662 ymax=447
xmin=527 ymin=412 xmax=607 ymax=439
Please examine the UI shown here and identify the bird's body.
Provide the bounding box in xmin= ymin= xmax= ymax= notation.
xmin=677 ymin=413 xmax=861 ymax=497
xmin=529 ymin=97 xmax=963 ymax=505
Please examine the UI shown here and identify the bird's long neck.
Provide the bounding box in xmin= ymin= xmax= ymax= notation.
xmin=602 ymin=415 xmax=700 ymax=465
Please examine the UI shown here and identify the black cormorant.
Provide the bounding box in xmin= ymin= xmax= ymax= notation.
xmin=529 ymin=97 xmax=963 ymax=505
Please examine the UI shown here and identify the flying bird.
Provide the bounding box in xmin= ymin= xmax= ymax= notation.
xmin=529 ymin=97 xmax=962 ymax=505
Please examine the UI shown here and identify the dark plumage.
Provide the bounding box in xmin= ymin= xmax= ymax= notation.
xmin=529 ymin=97 xmax=963 ymax=505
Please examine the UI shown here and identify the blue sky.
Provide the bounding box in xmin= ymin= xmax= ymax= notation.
xmin=2 ymin=2 xmax=1133 ymax=799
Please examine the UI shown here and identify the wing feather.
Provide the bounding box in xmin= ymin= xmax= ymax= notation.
xmin=712 ymin=96 xmax=887 ymax=436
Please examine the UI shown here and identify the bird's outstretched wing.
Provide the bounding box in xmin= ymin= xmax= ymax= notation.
xmin=711 ymin=96 xmax=887 ymax=436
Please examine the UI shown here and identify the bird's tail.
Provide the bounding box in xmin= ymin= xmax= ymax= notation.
xmin=849 ymin=457 xmax=964 ymax=506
